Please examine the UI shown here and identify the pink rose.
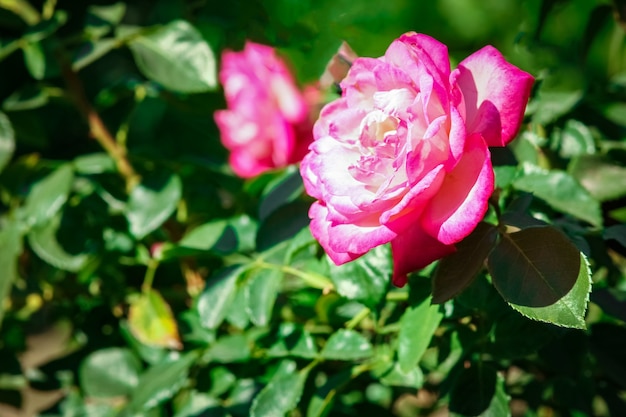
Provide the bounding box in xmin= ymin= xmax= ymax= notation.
xmin=300 ymin=33 xmax=534 ymax=286
xmin=215 ymin=41 xmax=313 ymax=178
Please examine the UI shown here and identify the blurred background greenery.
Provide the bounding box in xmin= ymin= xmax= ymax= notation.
xmin=1 ymin=0 xmax=626 ymax=416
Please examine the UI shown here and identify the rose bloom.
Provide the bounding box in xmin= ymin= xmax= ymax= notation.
xmin=215 ymin=41 xmax=312 ymax=178
xmin=300 ymin=33 xmax=534 ymax=286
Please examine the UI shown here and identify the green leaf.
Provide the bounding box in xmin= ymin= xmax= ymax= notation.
xmin=27 ymin=212 xmax=90 ymax=272
xmin=488 ymin=227 xmax=591 ymax=329
xmin=321 ymin=329 xmax=373 ymax=361
xmin=127 ymin=351 xmax=199 ymax=413
xmin=244 ymin=268 xmax=282 ymax=327
xmin=21 ymin=164 xmax=74 ymax=229
xmin=508 ymin=253 xmax=591 ymax=329
xmin=0 ymin=111 xmax=15 ymax=173
xmin=79 ymin=348 xmax=142 ymax=398
xmin=432 ymin=223 xmax=498 ymax=304
xmin=528 ymin=90 xmax=582 ymax=125
xmin=306 ymin=368 xmax=352 ymax=417
xmin=256 ymin=200 xmax=311 ymax=251
xmin=73 ymin=153 xmax=115 ymax=174
xmin=22 ymin=41 xmax=45 ymax=80
xmin=0 ymin=218 xmax=22 ymax=328
xmin=553 ymin=119 xmax=596 ymax=159
xmin=328 ymin=244 xmax=391 ymax=309
xmin=449 ymin=363 xmax=498 ymax=416
xmin=196 ymin=265 xmax=242 ymax=329
xmin=604 ymin=225 xmax=626 ymax=249
xmin=250 ymin=360 xmax=309 ymax=417
xmin=397 ymin=297 xmax=443 ymax=373
xmin=73 ymin=39 xmax=118 ymax=70
xmin=206 ymin=334 xmax=251 ymax=363
xmin=513 ymin=163 xmax=602 ymax=227
xmin=128 ymin=289 xmax=182 ymax=350
xmin=450 ymin=368 xmax=511 ymax=417
xmin=125 ymin=172 xmax=182 ymax=239
xmin=489 ymin=226 xmax=580 ymax=307
xmin=125 ymin=20 xmax=217 ymax=93
xmin=174 ymin=392 xmax=225 ymax=417
xmin=569 ymin=154 xmax=626 ymax=202
xmin=258 ymin=166 xmax=305 ymax=220
xmin=267 ymin=323 xmax=318 ymax=359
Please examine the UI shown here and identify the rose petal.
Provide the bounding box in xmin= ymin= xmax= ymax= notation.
xmin=390 ymin=224 xmax=456 ymax=286
xmin=452 ymin=45 xmax=534 ymax=147
xmin=421 ymin=133 xmax=494 ymax=245
xmin=309 ymin=202 xmax=364 ymax=265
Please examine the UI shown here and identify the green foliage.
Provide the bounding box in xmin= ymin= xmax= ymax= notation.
xmin=0 ymin=0 xmax=625 ymax=416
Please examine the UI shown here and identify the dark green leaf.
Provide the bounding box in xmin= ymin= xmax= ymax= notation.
xmin=125 ymin=20 xmax=217 ymax=93
xmin=174 ymin=392 xmax=226 ymax=417
xmin=569 ymin=154 xmax=626 ymax=202
xmin=196 ymin=265 xmax=242 ymax=329
xmin=21 ymin=164 xmax=74 ymax=229
xmin=206 ymin=334 xmax=251 ymax=363
xmin=250 ymin=360 xmax=309 ymax=417
xmin=258 ymin=166 xmax=304 ymax=220
xmin=449 ymin=363 xmax=497 ymax=416
xmin=508 ymin=253 xmax=591 ymax=329
xmin=489 ymin=226 xmax=580 ymax=306
xmin=321 ymin=329 xmax=373 ymax=361
xmin=80 ymin=348 xmax=142 ymax=398
xmin=489 ymin=227 xmax=590 ymax=329
xmin=433 ymin=223 xmax=498 ymax=304
xmin=125 ymin=172 xmax=182 ymax=239
xmin=306 ymin=369 xmax=352 ymax=417
xmin=328 ymin=244 xmax=391 ymax=309
xmin=397 ymin=297 xmax=443 ymax=373
xmin=73 ymin=39 xmax=118 ymax=70
xmin=256 ymin=200 xmax=311 ymax=251
xmin=513 ymin=163 xmax=602 ymax=227
xmin=127 ymin=351 xmax=199 ymax=413
xmin=0 ymin=111 xmax=15 ymax=173
xmin=244 ymin=268 xmax=282 ymax=326
xmin=604 ymin=225 xmax=626 ymax=249
xmin=450 ymin=374 xmax=510 ymax=417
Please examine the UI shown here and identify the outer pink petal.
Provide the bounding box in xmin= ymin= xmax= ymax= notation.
xmin=421 ymin=134 xmax=494 ymax=245
xmin=309 ymin=202 xmax=363 ymax=265
xmin=452 ymin=45 xmax=534 ymax=147
xmin=390 ymin=224 xmax=456 ymax=287
xmin=327 ymin=214 xmax=397 ymax=255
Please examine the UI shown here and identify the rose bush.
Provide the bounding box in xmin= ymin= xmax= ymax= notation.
xmin=215 ymin=41 xmax=313 ymax=178
xmin=301 ymin=32 xmax=534 ymax=286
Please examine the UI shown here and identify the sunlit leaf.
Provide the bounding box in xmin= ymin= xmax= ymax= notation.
xmin=321 ymin=329 xmax=373 ymax=361
xmin=244 ymin=268 xmax=282 ymax=327
xmin=126 ymin=172 xmax=182 ymax=239
xmin=513 ymin=163 xmax=602 ymax=227
xmin=127 ymin=351 xmax=199 ymax=413
xmin=128 ymin=289 xmax=182 ymax=350
xmin=0 ymin=218 xmax=22 ymax=327
xmin=250 ymin=360 xmax=309 ymax=417
xmin=569 ymin=154 xmax=626 ymax=202
xmin=124 ymin=20 xmax=217 ymax=92
xmin=80 ymin=348 xmax=142 ymax=398
xmin=328 ymin=244 xmax=391 ymax=309
xmin=397 ymin=297 xmax=443 ymax=373
xmin=21 ymin=164 xmax=74 ymax=229
xmin=0 ymin=111 xmax=15 ymax=173
xmin=196 ymin=265 xmax=242 ymax=329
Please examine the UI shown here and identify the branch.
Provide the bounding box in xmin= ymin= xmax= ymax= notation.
xmin=57 ymin=49 xmax=140 ymax=192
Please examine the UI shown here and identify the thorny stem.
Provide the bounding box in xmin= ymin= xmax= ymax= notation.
xmin=57 ymin=47 xmax=140 ymax=192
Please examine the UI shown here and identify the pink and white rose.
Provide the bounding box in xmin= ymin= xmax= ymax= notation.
xmin=215 ymin=41 xmax=312 ymax=178
xmin=300 ymin=32 xmax=534 ymax=286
